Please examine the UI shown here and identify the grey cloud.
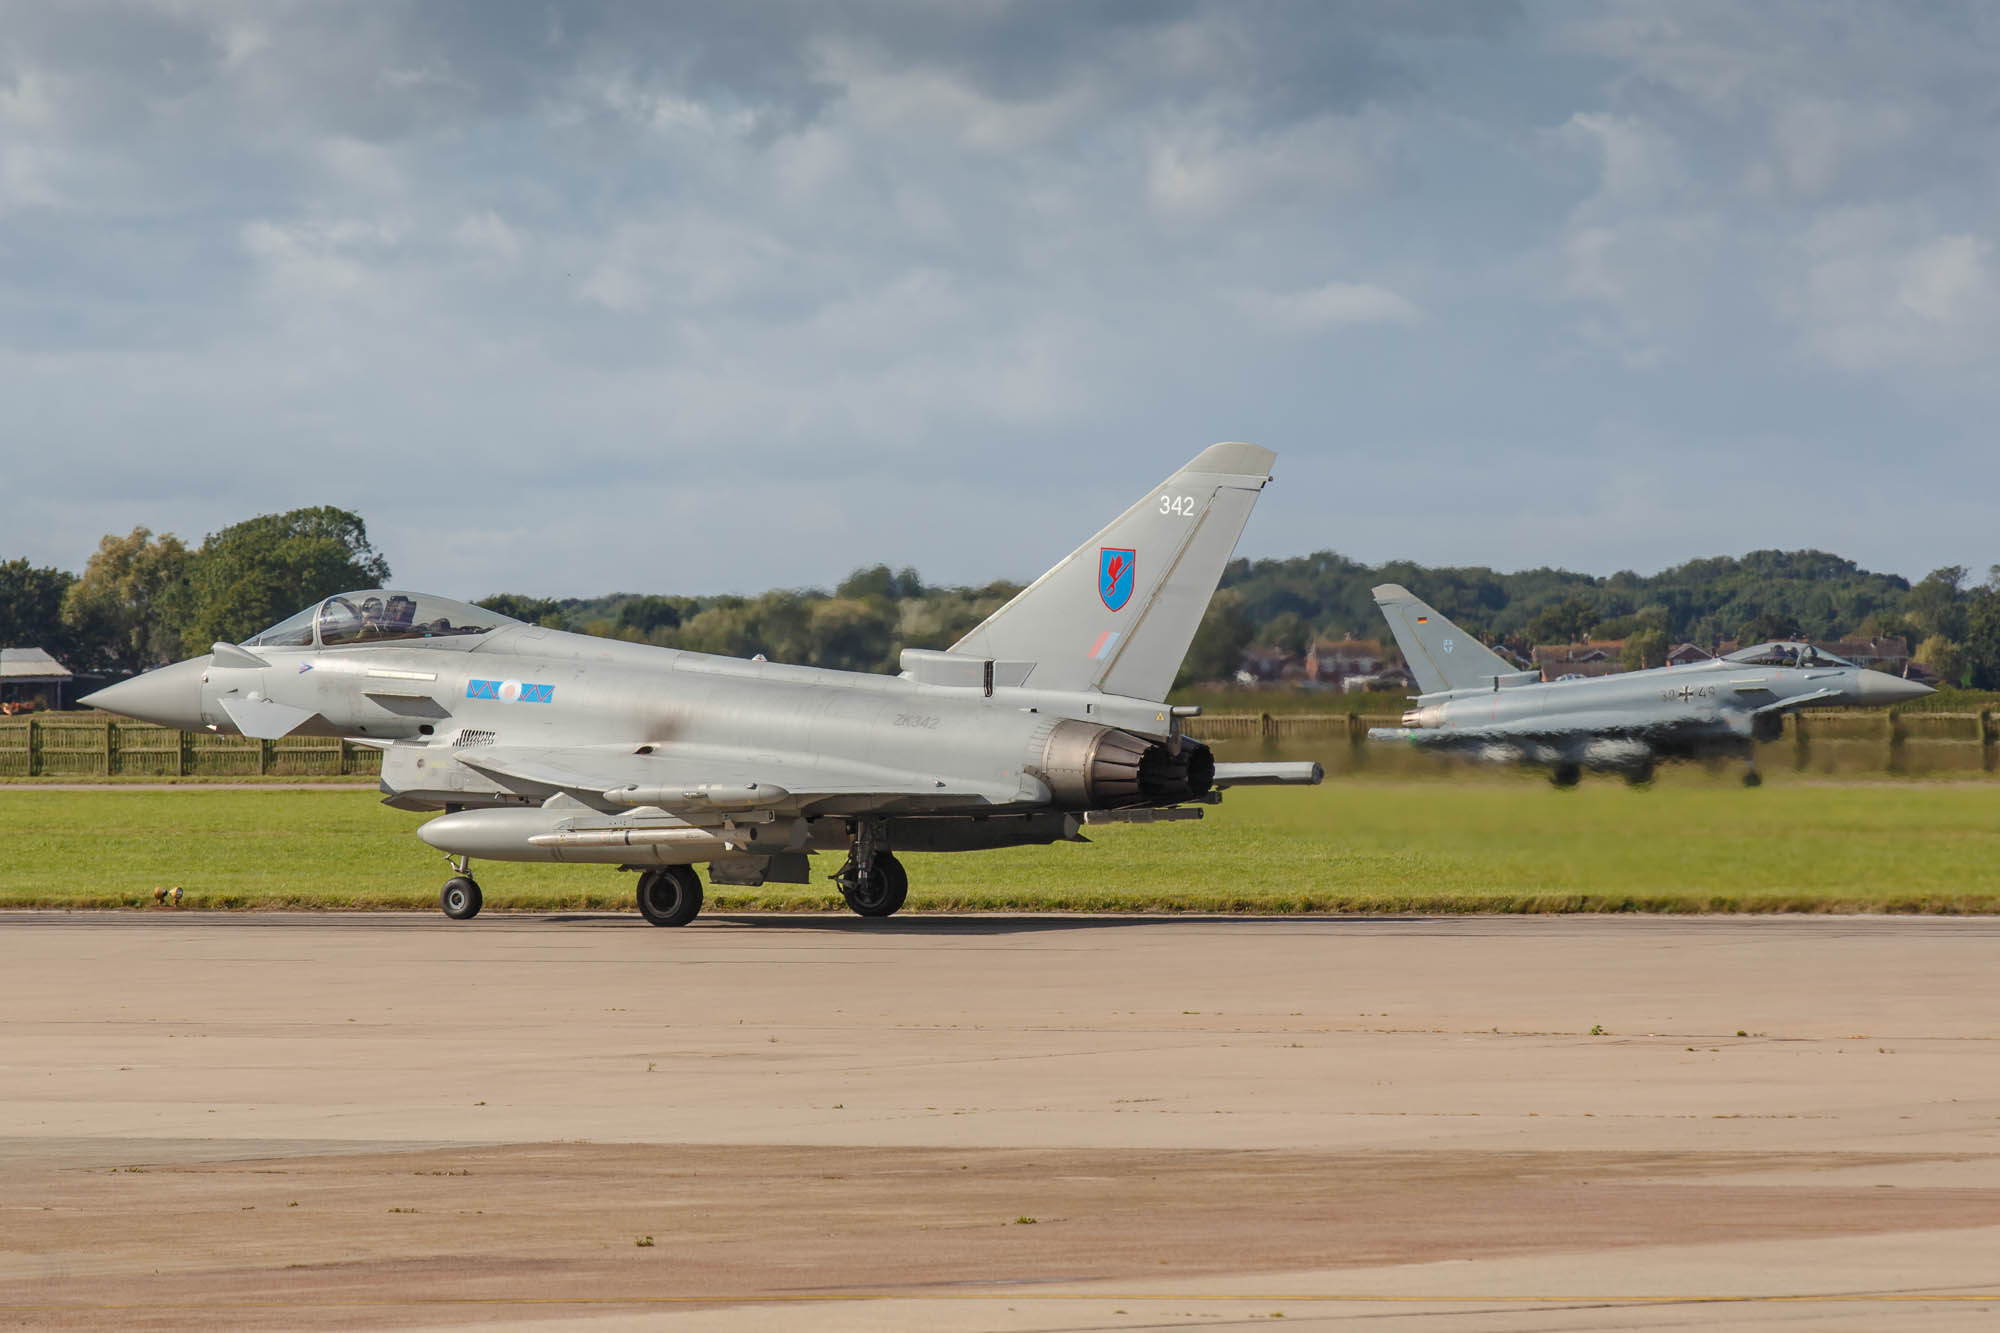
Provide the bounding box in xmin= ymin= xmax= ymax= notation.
xmin=1 ymin=1 xmax=1995 ymax=600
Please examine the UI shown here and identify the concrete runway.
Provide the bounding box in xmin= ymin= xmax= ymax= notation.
xmin=2 ymin=911 xmax=1997 ymax=1330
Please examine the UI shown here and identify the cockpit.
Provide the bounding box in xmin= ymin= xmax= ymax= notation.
xmin=243 ymin=591 xmax=523 ymax=649
xmin=1724 ymin=642 xmax=1855 ymax=669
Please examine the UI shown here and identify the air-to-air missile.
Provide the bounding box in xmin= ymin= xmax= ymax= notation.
xmin=83 ymin=444 xmax=1321 ymax=925
xmin=1367 ymin=584 xmax=1932 ymax=787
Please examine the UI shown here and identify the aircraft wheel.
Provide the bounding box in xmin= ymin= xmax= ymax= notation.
xmin=440 ymin=876 xmax=483 ymax=920
xmin=1550 ymin=763 xmax=1582 ymax=789
xmin=1741 ymin=770 xmax=1763 ymax=789
xmin=1623 ymin=762 xmax=1654 ymax=788
xmin=841 ymin=851 xmax=909 ymax=918
xmin=637 ymin=866 xmax=703 ymax=927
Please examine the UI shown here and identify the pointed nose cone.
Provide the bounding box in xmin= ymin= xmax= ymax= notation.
xmin=1849 ymin=669 xmax=1935 ymax=706
xmin=79 ymin=656 xmax=210 ymax=729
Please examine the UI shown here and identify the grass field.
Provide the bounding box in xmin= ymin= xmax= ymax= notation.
xmin=3 ymin=777 xmax=1996 ymax=914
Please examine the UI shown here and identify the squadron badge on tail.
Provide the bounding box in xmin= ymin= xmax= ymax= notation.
xmin=1099 ymin=548 xmax=1135 ymax=611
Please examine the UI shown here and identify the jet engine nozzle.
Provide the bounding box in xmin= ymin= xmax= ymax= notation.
xmin=1037 ymin=719 xmax=1214 ymax=810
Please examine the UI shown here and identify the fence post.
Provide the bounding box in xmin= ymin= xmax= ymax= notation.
xmin=26 ymin=717 xmax=38 ymax=777
xmin=1260 ymin=712 xmax=1275 ymax=739
xmin=1792 ymin=712 xmax=1808 ymax=771
xmin=105 ymin=720 xmax=118 ymax=776
xmin=258 ymin=738 xmax=273 ymax=776
xmin=177 ymin=729 xmax=191 ymax=777
xmin=1983 ymin=709 xmax=1995 ymax=774
xmin=1884 ymin=710 xmax=1902 ymax=774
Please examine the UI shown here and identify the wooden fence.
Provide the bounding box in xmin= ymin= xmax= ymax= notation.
xmin=1 ymin=710 xmax=1993 ymax=778
xmin=0 ymin=718 xmax=381 ymax=778
xmin=1185 ymin=709 xmax=2000 ymax=773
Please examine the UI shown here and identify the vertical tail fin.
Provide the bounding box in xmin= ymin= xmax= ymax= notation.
xmin=951 ymin=442 xmax=1276 ymax=701
xmin=1372 ymin=584 xmax=1523 ymax=695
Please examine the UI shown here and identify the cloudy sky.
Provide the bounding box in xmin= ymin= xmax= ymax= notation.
xmin=4 ymin=1 xmax=1996 ymax=598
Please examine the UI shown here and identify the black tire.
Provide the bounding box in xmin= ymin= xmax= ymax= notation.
xmin=440 ymin=876 xmax=483 ymax=920
xmin=842 ymin=851 xmax=909 ymax=918
xmin=1623 ymin=763 xmax=1654 ymax=788
xmin=1550 ymin=763 xmax=1582 ymax=789
xmin=637 ymin=866 xmax=703 ymax=927
xmin=1741 ymin=770 xmax=1763 ymax=788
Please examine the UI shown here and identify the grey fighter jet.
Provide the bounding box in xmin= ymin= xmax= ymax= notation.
xmin=1367 ymin=584 xmax=1932 ymax=786
xmin=82 ymin=444 xmax=1321 ymax=924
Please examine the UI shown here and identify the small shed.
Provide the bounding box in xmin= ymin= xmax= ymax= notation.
xmin=0 ymin=647 xmax=73 ymax=713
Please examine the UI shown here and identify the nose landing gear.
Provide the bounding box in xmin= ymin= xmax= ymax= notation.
xmin=439 ymin=857 xmax=483 ymax=920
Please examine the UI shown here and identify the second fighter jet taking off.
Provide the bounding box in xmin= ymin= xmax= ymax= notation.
xmin=1368 ymin=584 xmax=1932 ymax=786
xmin=83 ymin=444 xmax=1320 ymax=924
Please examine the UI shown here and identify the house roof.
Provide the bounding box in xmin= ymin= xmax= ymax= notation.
xmin=1532 ymin=640 xmax=1627 ymax=664
xmin=1308 ymin=638 xmax=1384 ymax=657
xmin=0 ymin=647 xmax=72 ymax=681
xmin=1821 ymin=637 xmax=1909 ymax=658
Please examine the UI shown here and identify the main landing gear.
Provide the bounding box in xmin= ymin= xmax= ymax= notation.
xmin=836 ymin=820 xmax=908 ymax=918
xmin=636 ymin=866 xmax=704 ymax=927
xmin=1550 ymin=762 xmax=1582 ymax=789
xmin=838 ymin=850 xmax=908 ymax=917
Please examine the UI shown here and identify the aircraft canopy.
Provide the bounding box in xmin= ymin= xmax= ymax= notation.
xmin=245 ymin=591 xmax=523 ymax=649
xmin=1724 ymin=642 xmax=1855 ymax=669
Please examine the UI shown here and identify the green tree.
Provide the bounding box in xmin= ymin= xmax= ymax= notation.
xmin=1175 ymin=589 xmax=1255 ymax=689
xmin=1526 ymin=597 xmax=1599 ymax=646
xmin=1914 ymin=634 xmax=1966 ymax=688
xmin=808 ymin=597 xmax=898 ymax=672
xmin=1257 ymin=611 xmax=1313 ymax=655
xmin=1736 ymin=610 xmax=1802 ymax=644
xmin=0 ymin=559 xmax=76 ymax=660
xmin=59 ymin=528 xmax=192 ymax=673
xmin=1958 ymin=587 xmax=2000 ymax=689
xmin=179 ymin=507 xmax=391 ymax=654
xmin=477 ymin=594 xmax=566 ymax=627
xmin=1621 ymin=628 xmax=1669 ymax=671
xmin=673 ymin=603 xmax=763 ymax=659
xmin=615 ymin=594 xmax=684 ymax=635
xmin=1909 ymin=566 xmax=1969 ymax=642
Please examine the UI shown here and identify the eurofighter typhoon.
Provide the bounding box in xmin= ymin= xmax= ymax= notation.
xmin=83 ymin=444 xmax=1320 ymax=924
xmin=1368 ymin=584 xmax=1932 ymax=786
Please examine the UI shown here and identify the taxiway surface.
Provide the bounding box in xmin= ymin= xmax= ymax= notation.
xmin=2 ymin=912 xmax=1996 ymax=1329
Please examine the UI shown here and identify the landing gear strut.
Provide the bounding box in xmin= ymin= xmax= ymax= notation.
xmin=836 ymin=821 xmax=908 ymax=917
xmin=440 ymin=857 xmax=483 ymax=920
xmin=637 ymin=866 xmax=704 ymax=927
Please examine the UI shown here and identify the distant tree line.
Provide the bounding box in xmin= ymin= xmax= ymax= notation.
xmin=8 ymin=517 xmax=2000 ymax=689
xmin=1220 ymin=549 xmax=2000 ymax=686
xmin=474 ymin=565 xmax=1026 ymax=677
xmin=0 ymin=507 xmax=390 ymax=677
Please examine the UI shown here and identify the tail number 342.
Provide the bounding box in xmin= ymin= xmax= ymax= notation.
xmin=1158 ymin=494 xmax=1197 ymax=517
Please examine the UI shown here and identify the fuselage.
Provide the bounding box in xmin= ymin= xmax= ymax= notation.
xmin=1379 ymin=647 xmax=1931 ymax=772
xmin=92 ymin=612 xmax=1205 ymax=819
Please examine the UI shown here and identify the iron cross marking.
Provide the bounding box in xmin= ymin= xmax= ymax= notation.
xmin=1676 ymin=684 xmax=1695 ymax=702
